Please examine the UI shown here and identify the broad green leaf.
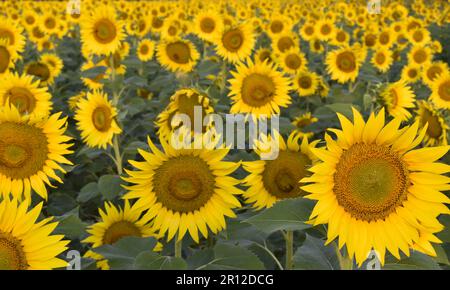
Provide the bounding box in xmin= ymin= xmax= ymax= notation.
xmin=55 ymin=210 xmax=88 ymax=240
xmin=243 ymin=198 xmax=314 ymax=234
xmin=293 ymin=235 xmax=339 ymax=270
xmin=199 ymin=243 xmax=264 ymax=270
xmin=383 ymin=251 xmax=441 ymax=270
xmin=135 ymin=252 xmax=187 ymax=270
xmin=77 ymin=182 xmax=100 ymax=203
xmin=98 ymin=174 xmax=124 ymax=200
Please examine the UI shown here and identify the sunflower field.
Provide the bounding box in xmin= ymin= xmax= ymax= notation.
xmin=0 ymin=0 xmax=450 ymax=272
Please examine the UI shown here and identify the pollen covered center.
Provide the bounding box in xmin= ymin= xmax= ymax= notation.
xmin=103 ymin=221 xmax=142 ymax=245
xmin=94 ymin=19 xmax=117 ymax=44
xmin=333 ymin=143 xmax=409 ymax=222
xmin=200 ymin=17 xmax=215 ymax=33
xmin=241 ymin=73 xmax=275 ymax=106
xmin=336 ymin=51 xmax=356 ymax=73
xmin=92 ymin=106 xmax=113 ymax=132
xmin=166 ymin=41 xmax=191 ymax=64
xmin=222 ymin=29 xmax=244 ymax=52
xmin=438 ymin=80 xmax=450 ymax=101
xmin=0 ymin=231 xmax=28 ymax=270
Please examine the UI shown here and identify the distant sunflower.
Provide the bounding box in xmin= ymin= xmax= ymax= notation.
xmin=0 ymin=39 xmax=15 ymax=75
xmin=266 ymin=15 xmax=292 ymax=38
xmin=331 ymin=29 xmax=349 ymax=46
xmin=408 ymin=28 xmax=431 ymax=46
xmin=301 ymin=108 xmax=450 ymax=266
xmin=155 ymin=88 xmax=214 ymax=141
xmin=401 ymin=63 xmax=421 ymax=84
xmin=194 ymin=11 xmax=223 ymax=42
xmin=300 ymin=22 xmax=316 ymax=41
xmin=272 ymin=32 xmax=298 ymax=55
xmin=24 ymin=61 xmax=55 ymax=86
xmin=39 ymin=12 xmax=59 ymax=35
xmin=40 ymin=53 xmax=64 ymax=81
xmin=0 ymin=17 xmax=26 ymax=55
xmin=123 ymin=135 xmax=242 ymax=243
xmin=278 ymin=47 xmax=307 ymax=75
xmin=0 ymin=198 xmax=69 ymax=269
xmin=214 ymin=23 xmax=255 ymax=63
xmin=293 ymin=70 xmax=319 ymax=97
xmin=371 ymin=47 xmax=393 ymax=73
xmin=292 ymin=112 xmax=318 ymax=138
xmin=68 ymin=91 xmax=86 ymax=111
xmin=430 ymin=72 xmax=450 ymax=109
xmin=415 ymin=101 xmax=448 ymax=146
xmin=75 ymin=90 xmax=121 ymax=149
xmin=0 ymin=104 xmax=73 ymax=200
xmin=0 ymin=73 xmax=52 ymax=117
xmin=254 ymin=48 xmax=273 ymax=64
xmin=137 ymin=39 xmax=155 ymax=62
xmin=326 ymin=47 xmax=360 ymax=84
xmin=408 ymin=45 xmax=432 ymax=67
xmin=381 ymin=81 xmax=416 ymax=120
xmin=243 ymin=132 xmax=319 ymax=209
xmin=316 ymin=19 xmax=335 ymax=41
xmin=83 ymin=201 xmax=158 ymax=270
xmin=157 ymin=38 xmax=199 ymax=73
xmin=81 ymin=5 xmax=125 ymax=56
xmin=228 ymin=59 xmax=291 ymax=118
xmin=422 ymin=61 xmax=449 ymax=87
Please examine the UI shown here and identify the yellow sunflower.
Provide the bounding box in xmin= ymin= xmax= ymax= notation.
xmin=300 ymin=22 xmax=316 ymax=41
xmin=400 ymin=63 xmax=421 ymax=84
xmin=193 ymin=11 xmax=223 ymax=43
xmin=326 ymin=46 xmax=361 ymax=84
xmin=242 ymin=132 xmax=319 ymax=209
xmin=81 ymin=60 xmax=105 ymax=90
xmin=155 ymin=88 xmax=214 ymax=141
xmin=407 ymin=27 xmax=431 ymax=46
xmin=74 ymin=90 xmax=121 ymax=149
xmin=293 ymin=70 xmax=319 ymax=97
xmin=278 ymin=47 xmax=307 ymax=75
xmin=0 ymin=39 xmax=16 ymax=75
xmin=156 ymin=38 xmax=200 ymax=73
xmin=123 ymin=135 xmax=242 ymax=243
xmin=422 ymin=61 xmax=449 ymax=87
xmin=301 ymin=107 xmax=450 ymax=266
xmin=0 ymin=197 xmax=69 ymax=270
xmin=24 ymin=61 xmax=55 ymax=86
xmin=214 ymin=23 xmax=255 ymax=63
xmin=0 ymin=73 xmax=52 ymax=117
xmin=266 ymin=14 xmax=292 ymax=38
xmin=40 ymin=53 xmax=64 ymax=81
xmin=430 ymin=72 xmax=450 ymax=109
xmin=0 ymin=104 xmax=73 ymax=200
xmin=371 ymin=47 xmax=393 ymax=73
xmin=292 ymin=112 xmax=319 ymax=138
xmin=228 ymin=59 xmax=291 ymax=118
xmin=0 ymin=17 xmax=25 ymax=55
xmin=81 ymin=5 xmax=125 ymax=56
xmin=380 ymin=81 xmax=416 ymax=121
xmin=415 ymin=101 xmax=448 ymax=147
xmin=137 ymin=39 xmax=155 ymax=62
xmin=316 ymin=19 xmax=335 ymax=41
xmin=68 ymin=91 xmax=86 ymax=111
xmin=272 ymin=32 xmax=298 ymax=55
xmin=83 ymin=201 xmax=159 ymax=270
xmin=408 ymin=45 xmax=432 ymax=67
xmin=254 ymin=48 xmax=274 ymax=64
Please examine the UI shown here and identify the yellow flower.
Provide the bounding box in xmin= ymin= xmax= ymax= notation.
xmin=371 ymin=47 xmax=393 ymax=73
xmin=400 ymin=63 xmax=422 ymax=84
xmin=278 ymin=47 xmax=307 ymax=75
xmin=137 ymin=39 xmax=155 ymax=62
xmin=156 ymin=38 xmax=199 ymax=73
xmin=301 ymin=107 xmax=450 ymax=266
xmin=214 ymin=23 xmax=255 ymax=63
xmin=422 ymin=61 xmax=449 ymax=87
xmin=380 ymin=81 xmax=416 ymax=121
xmin=415 ymin=101 xmax=448 ymax=147
xmin=326 ymin=46 xmax=361 ymax=84
xmin=193 ymin=11 xmax=223 ymax=43
xmin=293 ymin=70 xmax=319 ymax=97
xmin=429 ymin=72 xmax=450 ymax=109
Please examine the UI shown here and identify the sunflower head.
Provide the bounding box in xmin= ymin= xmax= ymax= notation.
xmin=380 ymin=81 xmax=416 ymax=121
xmin=214 ymin=23 xmax=255 ymax=63
xmin=430 ymin=72 xmax=450 ymax=109
xmin=415 ymin=101 xmax=448 ymax=146
xmin=137 ymin=39 xmax=155 ymax=62
xmin=278 ymin=47 xmax=307 ymax=75
xmin=156 ymin=38 xmax=199 ymax=73
xmin=326 ymin=46 xmax=361 ymax=84
xmin=293 ymin=70 xmax=319 ymax=97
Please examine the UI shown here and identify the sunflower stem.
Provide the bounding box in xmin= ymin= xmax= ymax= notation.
xmin=175 ymin=238 xmax=182 ymax=258
xmin=335 ymin=243 xmax=353 ymax=270
xmin=284 ymin=230 xmax=294 ymax=270
xmin=112 ymin=135 xmax=123 ymax=175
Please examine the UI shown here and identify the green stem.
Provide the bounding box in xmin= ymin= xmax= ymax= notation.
xmin=284 ymin=230 xmax=294 ymax=270
xmin=334 ymin=242 xmax=353 ymax=270
xmin=112 ymin=135 xmax=123 ymax=175
xmin=175 ymin=238 xmax=182 ymax=258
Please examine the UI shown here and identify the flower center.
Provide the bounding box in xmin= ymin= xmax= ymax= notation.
xmin=365 ymin=34 xmax=376 ymax=47
xmin=379 ymin=32 xmax=389 ymax=45
xmin=336 ymin=31 xmax=346 ymax=42
xmin=94 ymin=19 xmax=117 ymax=44
xmin=333 ymin=143 xmax=409 ymax=221
xmin=413 ymin=30 xmax=423 ymax=42
xmin=263 ymin=151 xmax=312 ymax=198
xmin=166 ymin=41 xmax=191 ymax=64
xmin=413 ymin=49 xmax=427 ymax=64
xmin=91 ymin=106 xmax=112 ymax=132
xmin=0 ymin=232 xmax=28 ymax=270
xmin=298 ymin=76 xmax=312 ymax=89
xmin=427 ymin=66 xmax=442 ymax=81
xmin=200 ymin=17 xmax=215 ymax=33
xmin=408 ymin=68 xmax=418 ymax=78
xmin=153 ymin=155 xmax=216 ymax=213
xmin=102 ymin=221 xmax=142 ymax=245
xmin=140 ymin=44 xmax=149 ymax=55
xmin=420 ymin=108 xmax=443 ymax=139
xmin=5 ymin=87 xmax=36 ymax=114
xmin=44 ymin=17 xmax=56 ymax=29
xmin=270 ymin=20 xmax=283 ymax=33
xmin=305 ymin=26 xmax=314 ymax=35
xmin=438 ymin=80 xmax=450 ymax=101
xmin=336 ymin=51 xmax=356 ymax=73
xmin=0 ymin=29 xmax=15 ymax=45
xmin=375 ymin=52 xmax=386 ymax=64
xmin=25 ymin=62 xmax=51 ymax=83
xmin=277 ymin=36 xmax=295 ymax=52
xmin=241 ymin=73 xmax=275 ymax=107
xmin=222 ymin=29 xmax=244 ymax=52
xmin=0 ymin=46 xmax=10 ymax=73
xmin=285 ymin=54 xmax=301 ymax=69
xmin=320 ymin=24 xmax=331 ymax=35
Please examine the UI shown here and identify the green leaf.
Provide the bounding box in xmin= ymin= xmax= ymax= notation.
xmin=243 ymin=198 xmax=314 ymax=234
xmin=77 ymin=182 xmax=100 ymax=203
xmin=325 ymin=103 xmax=357 ymax=119
xmin=55 ymin=209 xmax=88 ymax=240
xmin=293 ymin=234 xmax=339 ymax=270
xmin=98 ymin=174 xmax=124 ymax=200
xmin=437 ymin=215 xmax=450 ymax=243
xmin=81 ymin=66 xmax=107 ymax=79
xmin=124 ymin=75 xmax=148 ymax=87
xmin=135 ymin=252 xmax=188 ymax=270
xmin=383 ymin=251 xmax=441 ymax=270
xmin=199 ymin=243 xmax=264 ymax=270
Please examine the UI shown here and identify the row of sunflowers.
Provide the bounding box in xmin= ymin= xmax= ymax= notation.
xmin=0 ymin=0 xmax=449 ymax=270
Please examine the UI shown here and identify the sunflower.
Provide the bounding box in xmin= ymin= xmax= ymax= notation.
xmin=24 ymin=61 xmax=55 ymax=86
xmin=400 ymin=63 xmax=421 ymax=84
xmin=137 ymin=39 xmax=155 ymax=62
xmin=301 ymin=107 xmax=450 ymax=266
xmin=266 ymin=14 xmax=292 ymax=38
xmin=300 ymin=22 xmax=316 ymax=41
xmin=292 ymin=112 xmax=318 ymax=138
xmin=81 ymin=5 xmax=125 ymax=56
xmin=228 ymin=59 xmax=291 ymax=118
xmin=380 ymin=81 xmax=416 ymax=121
xmin=155 ymin=88 xmax=214 ymax=141
xmin=242 ymin=132 xmax=319 ymax=209
xmin=0 ymin=73 xmax=52 ymax=117
xmin=415 ymin=101 xmax=448 ymax=147
xmin=0 ymin=104 xmax=73 ymax=200
xmin=0 ymin=197 xmax=69 ymax=270
xmin=278 ymin=47 xmax=307 ymax=75
xmin=293 ymin=70 xmax=319 ymax=97
xmin=123 ymin=135 xmax=242 ymax=243
xmin=408 ymin=45 xmax=432 ymax=67
xmin=39 ymin=12 xmax=59 ymax=35
xmin=316 ymin=19 xmax=335 ymax=41
xmin=0 ymin=17 xmax=25 ymax=55
xmin=156 ymin=38 xmax=199 ymax=73
xmin=74 ymin=90 xmax=121 ymax=149
xmin=40 ymin=53 xmax=64 ymax=81
xmin=254 ymin=48 xmax=273 ymax=64
xmin=377 ymin=28 xmax=394 ymax=48
xmin=83 ymin=201 xmax=158 ymax=270
xmin=331 ymin=29 xmax=350 ymax=47
xmin=326 ymin=47 xmax=361 ymax=84
xmin=430 ymin=72 xmax=450 ymax=109
xmin=407 ymin=27 xmax=431 ymax=46
xmin=310 ymin=38 xmax=324 ymax=54
xmin=371 ymin=47 xmax=393 ymax=73
xmin=0 ymin=39 xmax=15 ymax=75
xmin=214 ymin=23 xmax=255 ymax=63
xmin=193 ymin=11 xmax=223 ymax=43
xmin=422 ymin=61 xmax=449 ymax=87
xmin=272 ymin=32 xmax=298 ymax=55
